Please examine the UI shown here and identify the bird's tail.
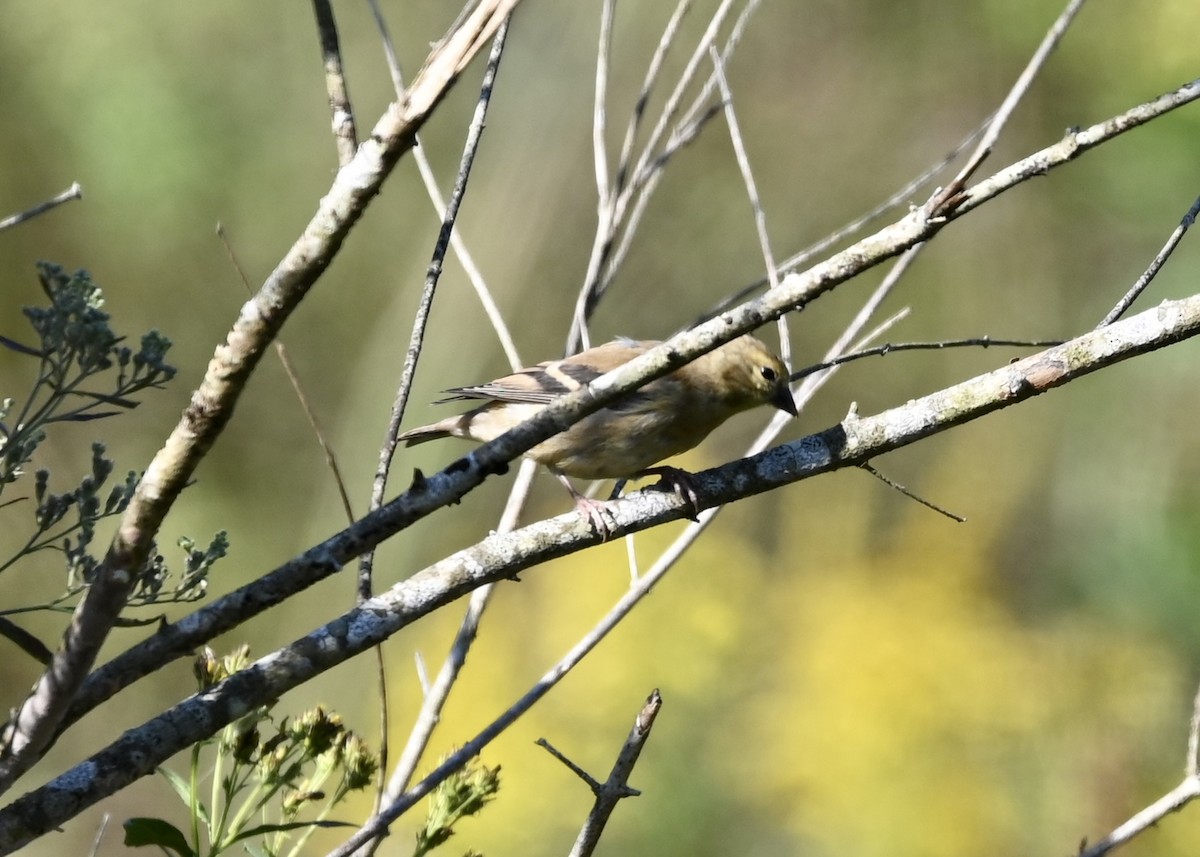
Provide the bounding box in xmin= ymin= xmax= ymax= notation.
xmin=396 ymin=416 xmax=465 ymax=447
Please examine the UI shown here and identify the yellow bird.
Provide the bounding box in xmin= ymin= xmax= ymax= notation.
xmin=398 ymin=334 xmax=796 ymax=533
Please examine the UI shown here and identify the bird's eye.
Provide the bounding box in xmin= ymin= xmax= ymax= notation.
xmin=760 ymin=366 xmax=777 ymax=382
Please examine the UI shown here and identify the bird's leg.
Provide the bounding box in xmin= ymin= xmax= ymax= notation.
xmin=638 ymin=466 xmax=701 ymax=522
xmin=554 ymin=472 xmax=617 ymax=540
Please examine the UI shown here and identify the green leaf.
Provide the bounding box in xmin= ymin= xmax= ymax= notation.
xmin=228 ymin=819 xmax=357 ymax=845
xmin=157 ymin=766 xmax=210 ymax=824
xmin=123 ymin=817 xmax=196 ymax=857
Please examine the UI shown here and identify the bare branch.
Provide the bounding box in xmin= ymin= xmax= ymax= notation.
xmin=0 ymin=183 xmax=83 ymax=232
xmin=311 ymin=0 xmax=358 ymax=166
xmin=569 ymin=0 xmax=742 ymax=353
xmin=592 ymin=0 xmax=615 ymax=199
xmin=791 ymin=336 xmax=1064 ymax=382
xmin=566 ymin=689 xmax=662 ymax=857
xmin=217 ymin=222 xmax=357 ymax=523
xmin=538 ymin=738 xmax=601 ymax=790
xmin=1188 ymin=680 xmax=1200 ymax=780
xmin=1075 ymin=679 xmax=1200 ymax=856
xmin=859 ymin=462 xmax=967 ymax=523
xmin=365 ymin=0 xmax=406 ymax=94
xmin=357 ymin=14 xmax=510 ymax=603
xmin=1079 ymin=778 xmax=1200 ymax=857
xmin=930 ymin=0 xmax=1087 ymax=211
xmin=1099 ymin=194 xmax=1200 ymax=326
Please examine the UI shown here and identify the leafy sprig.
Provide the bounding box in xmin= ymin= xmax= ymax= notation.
xmin=0 ymin=262 xmax=222 ymax=661
xmin=125 ymin=646 xmax=381 ymax=857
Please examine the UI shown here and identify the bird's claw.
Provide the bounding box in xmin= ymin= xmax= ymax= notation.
xmin=574 ymin=495 xmax=618 ymax=541
xmin=640 ymin=466 xmax=702 ymax=521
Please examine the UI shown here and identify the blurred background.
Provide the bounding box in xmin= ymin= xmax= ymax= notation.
xmin=2 ymin=1 xmax=1199 ymax=855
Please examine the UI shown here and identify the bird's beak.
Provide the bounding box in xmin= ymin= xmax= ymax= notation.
xmin=772 ymin=384 xmax=798 ymax=416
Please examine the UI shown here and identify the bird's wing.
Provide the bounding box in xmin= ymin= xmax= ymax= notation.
xmin=436 ymin=366 xmax=566 ymax=405
xmin=435 ymin=340 xmax=655 ymax=406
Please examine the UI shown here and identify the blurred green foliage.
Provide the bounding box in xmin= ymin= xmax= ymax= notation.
xmin=1 ymin=1 xmax=1199 ymax=855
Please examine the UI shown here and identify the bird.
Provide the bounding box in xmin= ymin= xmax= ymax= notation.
xmin=397 ymin=334 xmax=797 ymax=535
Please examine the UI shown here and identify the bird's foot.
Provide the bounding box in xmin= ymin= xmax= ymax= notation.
xmin=639 ymin=466 xmax=701 ymax=521
xmin=555 ymin=471 xmax=619 ymax=540
xmin=574 ymin=495 xmax=619 ymax=541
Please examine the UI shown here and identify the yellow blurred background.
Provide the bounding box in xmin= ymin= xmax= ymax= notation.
xmin=2 ymin=1 xmax=1200 ymax=855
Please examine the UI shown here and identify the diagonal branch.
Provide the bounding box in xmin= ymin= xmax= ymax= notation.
xmin=0 ymin=0 xmax=523 ymax=798
xmin=0 ymin=183 xmax=83 ymax=233
xmin=311 ymin=0 xmax=359 ymax=166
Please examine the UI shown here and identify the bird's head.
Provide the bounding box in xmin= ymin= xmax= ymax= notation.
xmin=706 ymin=335 xmax=797 ymax=416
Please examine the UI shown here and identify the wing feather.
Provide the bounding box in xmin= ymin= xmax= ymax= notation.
xmin=433 ymin=339 xmax=655 ymax=406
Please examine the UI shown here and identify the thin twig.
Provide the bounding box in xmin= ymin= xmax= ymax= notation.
xmin=593 ymin=0 xmax=615 ymax=200
xmin=85 ymin=813 xmax=109 ymax=857
xmin=568 ymin=0 xmax=741 ymax=353
xmin=369 ymin=0 xmax=520 ymax=368
xmin=709 ymin=46 xmax=784 ymax=363
xmin=365 ymin=0 xmax=406 ymax=94
xmin=565 ymin=689 xmax=661 ymax=857
xmin=574 ymin=0 xmax=620 ymax=355
xmin=859 ymin=462 xmax=966 ymax=522
xmin=1070 ymin=685 xmax=1200 ymax=855
xmin=1099 ymin=195 xmax=1200 ymax=327
xmin=929 ymin=0 xmax=1087 ymax=213
xmin=776 ymin=121 xmax=987 ymax=276
xmin=222 ymin=215 xmax=377 ymax=816
xmin=357 ymin=17 xmax=511 ymax=603
xmin=0 ymin=183 xmax=83 ymax=233
xmin=216 ymin=223 xmax=356 ymax=523
xmin=536 ymin=739 xmax=601 ymax=791
xmin=1187 ymin=680 xmax=1200 ymax=780
xmin=311 ymin=0 xmax=358 ymax=166
xmin=1078 ymin=779 xmax=1200 ymax=857
xmin=671 ymin=0 xmax=760 ymax=142
xmin=613 ymin=1 xmax=692 ymax=195
xmin=361 ymin=459 xmax=536 ymax=857
xmin=599 ymin=0 xmax=761 ymax=307
xmin=690 ymin=120 xmax=989 ymax=331
xmin=594 ymin=0 xmax=692 ymax=327
xmin=789 ymin=336 xmax=1065 ymax=382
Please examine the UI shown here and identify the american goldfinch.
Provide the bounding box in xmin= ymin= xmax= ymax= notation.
xmin=398 ymin=334 xmax=796 ymax=532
